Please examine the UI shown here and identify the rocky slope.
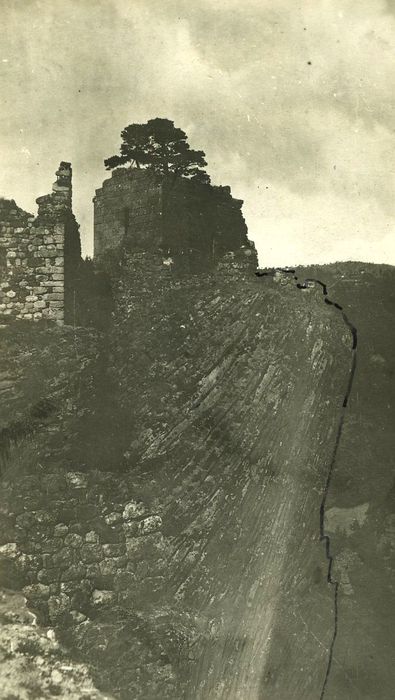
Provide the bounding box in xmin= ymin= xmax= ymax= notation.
xmin=0 ymin=256 xmax=393 ymax=699
xmin=0 ymin=587 xmax=112 ymax=699
xmin=298 ymin=262 xmax=395 ymax=700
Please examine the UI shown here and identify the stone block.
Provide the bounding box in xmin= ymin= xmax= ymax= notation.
xmin=122 ymin=521 xmax=139 ymax=537
xmin=102 ymin=543 xmax=125 ymax=557
xmin=65 ymin=472 xmax=87 ymax=489
xmin=85 ymin=563 xmax=100 ymax=579
xmin=113 ymin=571 xmax=136 ymax=591
xmin=52 ymin=547 xmax=73 ymax=570
xmin=64 ymin=533 xmax=83 ymax=549
xmin=36 ymin=274 xmax=49 ymax=283
xmin=85 ymin=531 xmax=100 ymax=544
xmin=62 ymin=563 xmax=87 ymax=581
xmin=23 ymin=583 xmax=50 ymax=603
xmin=48 ymin=592 xmax=71 ymax=622
xmin=0 ymin=542 xmax=19 ymax=559
xmin=81 ymin=544 xmax=102 ymax=564
xmin=54 ymin=523 xmax=69 ymax=538
xmin=104 ymin=512 xmax=122 ymax=526
xmin=123 ymin=500 xmax=146 ymax=520
xmin=99 ymin=558 xmax=124 ymax=576
xmin=41 ymin=307 xmax=55 ymax=318
xmin=39 ymin=244 xmax=56 ymax=252
xmin=70 ymin=610 xmax=87 ymax=623
xmin=44 ymin=292 xmax=63 ymax=301
xmin=91 ymin=589 xmax=115 ymax=607
xmin=37 ymin=567 xmax=59 ymax=584
xmin=138 ymin=515 xmax=162 ymax=535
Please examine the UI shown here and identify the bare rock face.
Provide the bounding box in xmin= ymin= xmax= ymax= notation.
xmin=0 ymin=254 xmax=356 ymax=699
xmin=1 ymin=258 xmax=393 ymax=699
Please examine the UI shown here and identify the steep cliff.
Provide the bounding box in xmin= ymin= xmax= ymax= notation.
xmin=0 ymin=257 xmax=393 ymax=699
xmin=298 ymin=262 xmax=395 ymax=700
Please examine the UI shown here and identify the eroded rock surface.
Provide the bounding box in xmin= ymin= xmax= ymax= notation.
xmin=1 ymin=258 xmax=391 ymax=699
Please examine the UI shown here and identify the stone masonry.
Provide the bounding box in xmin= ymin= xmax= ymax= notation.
xmin=93 ymin=167 xmax=250 ymax=268
xmin=0 ymin=162 xmax=81 ymax=325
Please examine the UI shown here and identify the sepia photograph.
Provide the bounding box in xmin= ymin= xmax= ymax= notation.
xmin=0 ymin=1 xmax=394 ymax=698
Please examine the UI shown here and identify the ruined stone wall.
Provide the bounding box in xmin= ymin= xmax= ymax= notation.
xmin=93 ymin=168 xmax=163 ymax=262
xmin=0 ymin=163 xmax=81 ymax=325
xmin=161 ymin=177 xmax=248 ymax=260
xmin=93 ymin=167 xmax=250 ymax=268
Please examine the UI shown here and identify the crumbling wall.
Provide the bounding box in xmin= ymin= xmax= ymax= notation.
xmin=161 ymin=177 xmax=248 ymax=260
xmin=93 ymin=168 xmax=163 ymax=262
xmin=0 ymin=162 xmax=81 ymax=325
xmin=93 ymin=167 xmax=250 ymax=268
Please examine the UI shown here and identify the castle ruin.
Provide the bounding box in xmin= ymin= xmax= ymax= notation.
xmin=93 ymin=166 xmax=252 ymax=268
xmin=0 ymin=163 xmax=81 ymax=325
xmin=0 ymin=163 xmax=256 ymax=326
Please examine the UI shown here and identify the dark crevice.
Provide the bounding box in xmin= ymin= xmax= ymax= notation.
xmin=257 ymin=269 xmax=358 ymax=700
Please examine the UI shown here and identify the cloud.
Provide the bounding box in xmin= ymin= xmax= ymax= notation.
xmin=0 ymin=0 xmax=394 ymax=265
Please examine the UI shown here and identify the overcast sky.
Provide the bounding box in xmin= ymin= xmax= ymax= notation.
xmin=1 ymin=0 xmax=394 ymax=265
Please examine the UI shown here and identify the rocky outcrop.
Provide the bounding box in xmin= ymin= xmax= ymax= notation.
xmin=0 ymin=252 xmax=358 ymax=698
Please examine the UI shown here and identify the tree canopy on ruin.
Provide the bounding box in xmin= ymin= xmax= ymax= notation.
xmin=104 ymin=118 xmax=211 ymax=184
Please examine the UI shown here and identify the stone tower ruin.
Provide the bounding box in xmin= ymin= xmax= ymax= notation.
xmin=0 ymin=163 xmax=81 ymax=325
xmin=93 ymin=167 xmax=252 ymax=269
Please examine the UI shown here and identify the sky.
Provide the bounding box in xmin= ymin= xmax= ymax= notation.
xmin=0 ymin=0 xmax=394 ymax=266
